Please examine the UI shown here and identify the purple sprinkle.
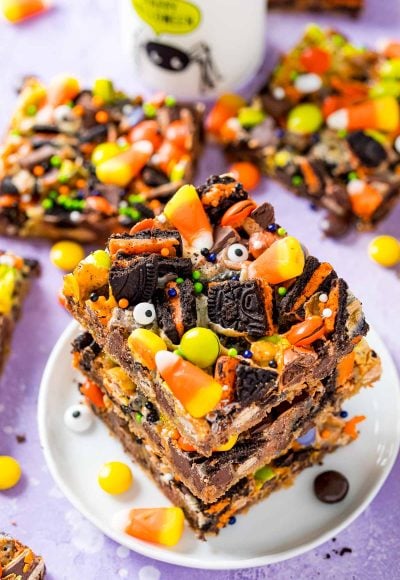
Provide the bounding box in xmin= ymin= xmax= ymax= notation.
xmin=167 ymin=288 xmax=177 ymax=298
xmin=296 ymin=427 xmax=316 ymax=446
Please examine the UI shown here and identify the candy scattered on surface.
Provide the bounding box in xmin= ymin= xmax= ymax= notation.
xmin=91 ymin=142 xmax=122 ymax=166
xmin=48 ymin=74 xmax=80 ymax=107
xmin=368 ymin=235 xmax=400 ymax=267
xmin=50 ymin=241 xmax=85 ymax=271
xmin=347 ymin=180 xmax=383 ymax=219
xmin=228 ymin=162 xmax=261 ymax=191
xmin=248 ymin=236 xmax=305 ymax=284
xmin=98 ymin=461 xmax=133 ymax=495
xmin=0 ymin=455 xmax=22 ymax=490
xmin=155 ymin=350 xmax=222 ymax=418
xmin=287 ymin=104 xmax=323 ymax=134
xmin=179 ymin=327 xmax=220 ymax=368
xmin=300 ymin=46 xmax=331 ymax=74
xmin=64 ymin=404 xmax=93 ymax=433
xmin=206 ymin=94 xmax=246 ymax=136
xmin=128 ymin=328 xmax=167 ymax=371
xmin=125 ymin=507 xmax=184 ymax=546
xmin=314 ymin=470 xmax=349 ymax=503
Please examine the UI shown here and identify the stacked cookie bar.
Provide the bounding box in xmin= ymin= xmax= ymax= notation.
xmin=0 ymin=75 xmax=203 ymax=242
xmin=63 ymin=175 xmax=381 ymax=536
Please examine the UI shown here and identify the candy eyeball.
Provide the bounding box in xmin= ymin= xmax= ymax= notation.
xmin=64 ymin=404 xmax=93 ymax=433
xmin=54 ymin=105 xmax=75 ymax=124
xmin=227 ymin=243 xmax=249 ymax=263
xmin=133 ymin=302 xmax=156 ymax=325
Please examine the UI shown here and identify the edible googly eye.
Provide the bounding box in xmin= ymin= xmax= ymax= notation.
xmin=133 ymin=302 xmax=156 ymax=325
xmin=64 ymin=404 xmax=93 ymax=433
xmin=54 ymin=105 xmax=74 ymax=123
xmin=227 ymin=243 xmax=249 ymax=263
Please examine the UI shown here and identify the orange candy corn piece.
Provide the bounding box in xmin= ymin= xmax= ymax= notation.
xmin=155 ymin=351 xmax=223 ymax=418
xmin=96 ymin=140 xmax=153 ymax=188
xmin=80 ymin=379 xmax=105 ymax=408
xmin=47 ymin=74 xmax=80 ymax=107
xmin=1 ymin=0 xmax=49 ymax=23
xmin=327 ymin=96 xmax=400 ymax=132
xmin=164 ymin=184 xmax=213 ymax=250
xmin=248 ymin=236 xmax=305 ymax=285
xmin=125 ymin=507 xmax=184 ymax=547
xmin=347 ymin=180 xmax=383 ymax=220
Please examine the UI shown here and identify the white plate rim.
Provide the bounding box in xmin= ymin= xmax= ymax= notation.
xmin=38 ymin=320 xmax=400 ymax=570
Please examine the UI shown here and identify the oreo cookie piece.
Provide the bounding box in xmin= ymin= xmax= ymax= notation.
xmin=154 ymin=279 xmax=197 ymax=344
xmin=108 ymin=229 xmax=183 ymax=258
xmin=347 ymin=131 xmax=387 ymax=168
xmin=109 ymin=254 xmax=158 ymax=305
xmin=207 ymin=280 xmax=267 ymax=338
xmin=197 ymin=175 xmax=248 ymax=224
xmin=235 ymin=363 xmax=278 ymax=405
xmin=157 ymin=257 xmax=192 ymax=279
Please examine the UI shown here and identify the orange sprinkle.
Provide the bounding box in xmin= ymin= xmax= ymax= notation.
xmin=59 ymin=185 xmax=70 ymax=195
xmin=33 ymin=165 xmax=45 ymax=176
xmin=118 ymin=298 xmax=129 ymax=309
xmin=95 ymin=110 xmax=109 ymax=124
xmin=160 ymin=247 xmax=170 ymax=257
xmin=76 ymin=178 xmax=87 ymax=189
xmin=80 ymin=143 xmax=94 ymax=155
xmin=73 ymin=104 xmax=84 ymax=117
xmin=321 ymin=429 xmax=331 ymax=439
xmin=92 ymin=95 xmax=104 ymax=107
xmin=343 ymin=415 xmax=366 ymax=439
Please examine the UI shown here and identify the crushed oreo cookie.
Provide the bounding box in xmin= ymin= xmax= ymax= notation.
xmin=197 ymin=174 xmax=248 ymax=224
xmin=109 ymin=255 xmax=158 ymax=305
xmin=235 ymin=363 xmax=278 ymax=404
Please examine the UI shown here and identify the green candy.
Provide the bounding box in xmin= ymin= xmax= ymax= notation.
xmin=254 ymin=465 xmax=276 ymax=484
xmin=165 ymin=95 xmax=177 ymax=107
xmin=228 ymin=348 xmax=238 ymax=357
xmin=304 ymin=23 xmax=324 ymax=42
xmin=50 ymin=155 xmax=62 ymax=168
xmin=180 ymin=327 xmax=220 ymax=368
xmin=370 ymin=79 xmax=400 ymax=98
xmin=287 ymin=104 xmax=323 ymax=134
xmin=277 ymin=287 xmax=287 ymax=297
xmin=135 ymin=412 xmax=143 ymax=423
xmin=193 ymin=282 xmax=203 ymax=294
xmin=143 ymin=102 xmax=157 ymax=118
xmin=238 ymin=107 xmax=265 ymax=129
xmin=380 ymin=58 xmax=400 ymax=79
xmin=42 ymin=199 xmax=53 ymax=210
xmin=192 ymin=270 xmax=201 ymax=281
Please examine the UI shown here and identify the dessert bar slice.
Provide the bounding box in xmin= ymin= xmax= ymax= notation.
xmin=0 ymin=251 xmax=39 ymax=371
xmin=0 ymin=532 xmax=46 ymax=579
xmin=0 ymin=76 xmax=203 ymax=241
xmin=73 ymin=331 xmax=380 ymax=503
xmin=63 ymin=174 xmax=373 ymax=455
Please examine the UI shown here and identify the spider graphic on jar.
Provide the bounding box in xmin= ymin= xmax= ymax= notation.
xmin=139 ymin=39 xmax=222 ymax=93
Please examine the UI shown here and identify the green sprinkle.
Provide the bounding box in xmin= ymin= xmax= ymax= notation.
xmin=332 ymin=34 xmax=345 ymax=47
xmin=228 ymin=348 xmax=238 ymax=357
xmin=26 ymin=104 xmax=37 ymax=116
xmin=277 ymin=287 xmax=287 ymax=297
xmin=192 ymin=270 xmax=201 ymax=281
xmin=165 ymin=95 xmax=177 ymax=107
xmin=348 ymin=171 xmax=358 ymax=181
xmin=58 ymin=174 xmax=70 ymax=184
xmin=277 ymin=227 xmax=287 ymax=236
xmin=193 ymin=282 xmax=203 ymax=294
xmin=57 ymin=195 xmax=69 ymax=205
xmin=291 ymin=175 xmax=303 ymax=187
xmin=175 ymin=277 xmax=184 ymax=284
xmin=337 ymin=129 xmax=348 ymax=138
xmin=143 ymin=102 xmax=157 ymax=118
xmin=50 ymin=155 xmax=62 ymax=168
xmin=48 ymin=190 xmax=58 ymax=200
xmin=128 ymin=194 xmax=145 ymax=204
xmin=135 ymin=412 xmax=143 ymax=423
xmin=254 ymin=465 xmax=276 ymax=484
xmin=290 ymin=70 xmax=299 ymax=81
xmin=238 ymin=107 xmax=266 ymax=129
xmin=41 ymin=199 xmax=53 ymax=210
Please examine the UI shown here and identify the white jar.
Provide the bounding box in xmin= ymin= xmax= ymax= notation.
xmin=121 ymin=0 xmax=267 ymax=99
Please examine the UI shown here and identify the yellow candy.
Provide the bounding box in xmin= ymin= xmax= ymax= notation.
xmin=91 ymin=142 xmax=122 ymax=167
xmin=179 ymin=327 xmax=220 ymax=368
xmin=250 ymin=338 xmax=278 ymax=365
xmin=0 ymin=265 xmax=18 ymax=314
xmin=248 ymin=236 xmax=305 ymax=284
xmin=164 ymin=184 xmax=213 ymax=250
xmin=98 ymin=461 xmax=133 ymax=494
xmin=0 ymin=456 xmax=22 ymax=490
xmin=128 ymin=328 xmax=167 ymax=371
xmin=368 ymin=235 xmax=400 ymax=267
xmin=96 ymin=141 xmax=153 ymax=188
xmin=106 ymin=367 xmax=136 ymax=394
xmin=50 ymin=241 xmax=85 ymax=271
xmin=126 ymin=506 xmax=185 ymax=546
xmin=287 ymin=104 xmax=323 ymax=134
xmin=214 ymin=434 xmax=238 ymax=452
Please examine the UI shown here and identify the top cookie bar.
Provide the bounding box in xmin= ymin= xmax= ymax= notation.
xmin=63 ymin=174 xmax=370 ymax=455
xmin=210 ymin=25 xmax=400 ymax=236
xmin=0 ymin=76 xmax=203 ymax=242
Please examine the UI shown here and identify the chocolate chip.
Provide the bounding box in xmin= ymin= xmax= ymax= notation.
xmin=250 ymin=202 xmax=275 ymax=229
xmin=207 ymin=280 xmax=268 ymax=338
xmin=347 ymin=131 xmax=387 ymax=167
xmin=211 ymin=226 xmax=240 ymax=254
xmin=314 ymin=470 xmax=349 ymax=503
xmin=109 ymin=255 xmax=158 ymax=305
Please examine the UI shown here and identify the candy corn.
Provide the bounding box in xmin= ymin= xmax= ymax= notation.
xmin=0 ymin=0 xmax=50 ymax=23
xmin=128 ymin=328 xmax=167 ymax=371
xmin=163 ymin=184 xmax=213 ymax=250
xmin=96 ymin=141 xmax=153 ymax=187
xmin=206 ymin=94 xmax=246 ymax=137
xmin=248 ymin=236 xmax=305 ymax=284
xmin=47 ymin=74 xmax=80 ymax=107
xmin=155 ymin=351 xmax=222 ymax=418
xmin=347 ymin=179 xmax=383 ymax=219
xmin=125 ymin=507 xmax=184 ymax=546
xmin=326 ymin=96 xmax=399 ymax=132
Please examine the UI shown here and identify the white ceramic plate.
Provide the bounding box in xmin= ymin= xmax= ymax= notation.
xmin=38 ymin=321 xmax=400 ymax=570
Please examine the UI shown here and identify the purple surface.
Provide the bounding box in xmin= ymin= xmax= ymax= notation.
xmin=1 ymin=1 xmax=400 ymax=578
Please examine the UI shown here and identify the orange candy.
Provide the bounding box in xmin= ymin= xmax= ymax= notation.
xmin=1 ymin=0 xmax=49 ymax=23
xmin=155 ymin=351 xmax=223 ymax=418
xmin=80 ymin=379 xmax=105 ymax=408
xmin=347 ymin=180 xmax=383 ymax=220
xmin=337 ymin=351 xmax=355 ymax=384
xmin=47 ymin=74 xmax=80 ymax=107
xmin=285 ymin=316 xmax=325 ymax=347
xmin=220 ymin=199 xmax=257 ymax=229
xmin=343 ymin=415 xmax=366 ymax=439
xmin=86 ymin=195 xmax=115 ymax=216
xmin=129 ymin=120 xmax=163 ymax=150
xmin=165 ymin=120 xmax=191 ymax=149
xmin=206 ymin=94 xmax=247 ymax=137
xmin=156 ymin=141 xmax=185 ymax=174
xmin=300 ymin=47 xmax=331 ymax=75
xmin=125 ymin=507 xmax=184 ymax=547
xmin=248 ymin=236 xmax=305 ymax=285
xmin=228 ymin=162 xmax=261 ymax=191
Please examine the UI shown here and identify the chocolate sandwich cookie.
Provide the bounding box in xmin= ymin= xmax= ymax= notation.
xmin=154 ymin=280 xmax=197 ymax=344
